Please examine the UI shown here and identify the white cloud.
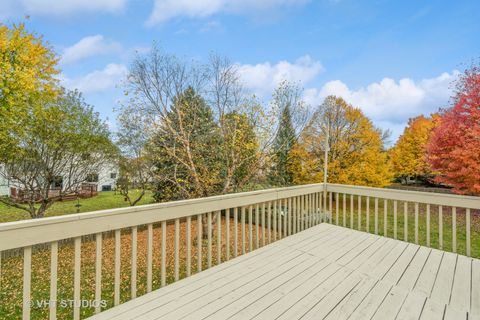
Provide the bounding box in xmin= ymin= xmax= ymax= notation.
xmin=146 ymin=0 xmax=309 ymax=25
xmin=61 ymin=63 xmax=128 ymax=93
xmin=304 ymin=71 xmax=459 ymax=141
xmin=61 ymin=35 xmax=122 ymax=64
xmin=237 ymin=55 xmax=323 ymax=96
xmin=0 ymin=0 xmax=126 ymax=18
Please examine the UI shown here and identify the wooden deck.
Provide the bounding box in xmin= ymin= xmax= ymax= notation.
xmin=89 ymin=224 xmax=480 ymax=320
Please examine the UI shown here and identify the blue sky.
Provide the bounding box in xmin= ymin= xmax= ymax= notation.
xmin=2 ymin=0 xmax=479 ymax=141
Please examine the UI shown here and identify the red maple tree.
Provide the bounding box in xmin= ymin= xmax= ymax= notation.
xmin=427 ymin=65 xmax=480 ymax=195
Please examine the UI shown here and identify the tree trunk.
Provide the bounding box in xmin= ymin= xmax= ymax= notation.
xmin=201 ymin=212 xmax=218 ymax=239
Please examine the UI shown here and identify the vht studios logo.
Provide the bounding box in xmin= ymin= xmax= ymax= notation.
xmin=26 ymin=299 xmax=107 ymax=308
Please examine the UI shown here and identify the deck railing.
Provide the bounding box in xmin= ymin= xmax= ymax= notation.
xmin=1 ymin=183 xmax=479 ymax=319
xmin=0 ymin=184 xmax=323 ymax=320
xmin=324 ymin=184 xmax=480 ymax=258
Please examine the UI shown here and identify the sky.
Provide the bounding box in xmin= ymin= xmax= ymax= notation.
xmin=1 ymin=0 xmax=480 ymax=143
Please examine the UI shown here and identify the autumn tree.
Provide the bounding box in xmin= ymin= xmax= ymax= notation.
xmin=269 ymin=81 xmax=308 ymax=186
xmin=288 ymin=96 xmax=392 ymax=187
xmin=390 ymin=115 xmax=439 ymax=183
xmin=427 ymin=64 xmax=480 ymax=195
xmin=0 ymin=23 xmax=59 ymax=157
xmin=0 ymin=90 xmax=115 ymax=218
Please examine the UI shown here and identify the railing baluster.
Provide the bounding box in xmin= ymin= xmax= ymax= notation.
xmin=267 ymin=201 xmax=272 ymax=243
xmin=226 ymin=209 xmax=230 ymax=260
xmin=374 ymin=198 xmax=379 ymax=235
xmin=335 ymin=193 xmax=339 ymax=226
xmin=249 ymin=205 xmax=253 ymax=251
xmin=241 ymin=207 xmax=246 ymax=254
xmin=350 ymin=194 xmax=354 ymax=229
xmin=174 ymin=218 xmax=180 ymax=280
xmin=308 ymin=194 xmax=313 ymax=228
xmin=186 ymin=216 xmax=192 ymax=276
xmin=277 ymin=200 xmax=281 ymax=236
xmin=329 ymin=192 xmax=332 ymax=223
xmin=404 ymin=202 xmax=408 ymax=242
xmin=197 ymin=214 xmax=202 ymax=272
xmin=50 ymin=241 xmax=58 ymax=320
xmin=161 ymin=220 xmax=167 ymax=286
xmin=466 ymin=208 xmax=471 ymax=257
xmin=343 ymin=193 xmax=346 ymax=227
xmin=146 ymin=224 xmax=152 ymax=292
xmin=366 ymin=196 xmax=370 ymax=233
xmin=23 ymin=246 xmax=31 ymax=320
xmin=438 ymin=206 xmax=443 ymax=250
xmin=292 ymin=197 xmax=297 ymax=234
xmin=393 ymin=201 xmax=398 ymax=240
xmin=114 ymin=230 xmax=121 ymax=306
xmin=452 ymin=207 xmax=457 ymax=253
xmin=234 ymin=207 xmax=238 ymax=257
xmin=256 ymin=204 xmax=260 ymax=248
xmin=262 ymin=202 xmax=266 ymax=245
xmin=284 ymin=198 xmax=288 ymax=236
xmin=358 ymin=195 xmax=362 ymax=231
xmin=414 ymin=203 xmax=419 ymax=244
xmin=297 ymin=196 xmax=300 ymax=231
xmin=303 ymin=195 xmax=307 ymax=230
xmin=74 ymin=237 xmax=82 ymax=318
xmin=318 ymin=192 xmax=322 ymax=224
xmin=287 ymin=198 xmax=292 ymax=236
xmin=208 ymin=212 xmax=212 ymax=268
xmin=273 ymin=200 xmax=277 ymax=240
xmin=95 ymin=233 xmax=103 ymax=312
xmin=384 ymin=199 xmax=388 ymax=237
xmin=217 ymin=211 xmax=221 ymax=263
xmin=426 ymin=204 xmax=430 ymax=247
xmin=131 ymin=226 xmax=137 ymax=298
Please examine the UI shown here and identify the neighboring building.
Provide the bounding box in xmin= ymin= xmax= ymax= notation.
xmin=0 ymin=174 xmax=10 ymax=196
xmin=0 ymin=162 xmax=119 ymax=197
xmin=89 ymin=162 xmax=119 ymax=192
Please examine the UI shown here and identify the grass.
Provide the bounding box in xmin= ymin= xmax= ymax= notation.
xmin=0 ymin=190 xmax=155 ymax=223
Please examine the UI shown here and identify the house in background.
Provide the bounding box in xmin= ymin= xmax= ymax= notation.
xmin=0 ymin=174 xmax=10 ymax=196
xmin=0 ymin=163 xmax=119 ymax=199
xmin=88 ymin=162 xmax=119 ymax=192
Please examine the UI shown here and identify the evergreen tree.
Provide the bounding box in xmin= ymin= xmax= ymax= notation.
xmin=270 ymin=104 xmax=297 ymax=186
xmin=268 ymin=80 xmax=307 ymax=186
xmin=150 ymin=87 xmax=223 ymax=201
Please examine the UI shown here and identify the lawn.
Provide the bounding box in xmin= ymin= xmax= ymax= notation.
xmin=0 ymin=190 xmax=155 ymax=223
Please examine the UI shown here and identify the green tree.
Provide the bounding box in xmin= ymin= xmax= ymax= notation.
xmin=222 ymin=111 xmax=259 ymax=191
xmin=150 ymin=87 xmax=223 ymax=202
xmin=0 ymin=90 xmax=115 ymax=218
xmin=269 ymin=81 xmax=307 ymax=186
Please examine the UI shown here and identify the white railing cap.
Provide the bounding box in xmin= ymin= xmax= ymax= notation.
xmin=0 ymin=184 xmax=322 ymax=251
xmin=326 ymin=183 xmax=480 ymax=209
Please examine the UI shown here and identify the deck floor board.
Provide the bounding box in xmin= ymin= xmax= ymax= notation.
xmin=89 ymin=224 xmax=479 ymax=320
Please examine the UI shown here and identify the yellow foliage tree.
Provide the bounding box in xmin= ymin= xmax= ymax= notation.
xmin=389 ymin=115 xmax=438 ymax=180
xmin=288 ymin=96 xmax=393 ymax=187
xmin=0 ymin=23 xmax=59 ymax=156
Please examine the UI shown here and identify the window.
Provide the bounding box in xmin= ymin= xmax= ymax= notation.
xmin=110 ymin=173 xmax=117 ymax=179
xmin=86 ymin=173 xmax=99 ymax=183
xmin=50 ymin=176 xmax=63 ymax=189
